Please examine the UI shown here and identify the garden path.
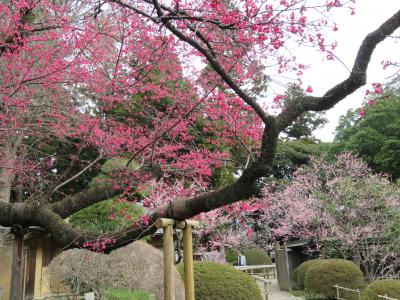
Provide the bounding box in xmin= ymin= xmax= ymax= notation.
xmin=257 ymin=279 xmax=303 ymax=300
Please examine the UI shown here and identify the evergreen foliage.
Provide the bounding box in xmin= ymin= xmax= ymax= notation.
xmin=68 ymin=199 xmax=144 ymax=234
xmin=178 ymin=261 xmax=263 ymax=300
xmin=272 ymin=139 xmax=326 ymax=179
xmin=283 ymin=85 xmax=328 ymax=140
xmin=304 ymin=259 xmax=365 ymax=300
xmin=224 ymin=247 xmax=239 ymax=265
xmin=243 ymin=248 xmax=272 ymax=265
xmin=293 ymin=259 xmax=325 ymax=289
xmin=331 ymin=94 xmax=400 ymax=179
xmin=69 ymin=158 xmax=144 ymax=234
xmin=361 ymin=280 xmax=400 ymax=300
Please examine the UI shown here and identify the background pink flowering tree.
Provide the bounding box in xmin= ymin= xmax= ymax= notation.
xmin=260 ymin=153 xmax=400 ymax=278
xmin=0 ymin=0 xmax=399 ymax=253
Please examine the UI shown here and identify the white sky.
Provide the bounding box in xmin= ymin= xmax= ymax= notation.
xmin=302 ymin=1 xmax=400 ymax=141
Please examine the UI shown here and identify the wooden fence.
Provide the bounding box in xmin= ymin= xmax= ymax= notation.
xmin=334 ymin=285 xmax=399 ymax=300
xmin=334 ymin=285 xmax=361 ymax=300
xmin=235 ymin=265 xmax=275 ymax=300
xmin=377 ymin=295 xmax=399 ymax=300
xmin=33 ymin=293 xmax=85 ymax=300
xmin=253 ymin=275 xmax=272 ymax=300
xmin=235 ymin=264 xmax=276 ymax=278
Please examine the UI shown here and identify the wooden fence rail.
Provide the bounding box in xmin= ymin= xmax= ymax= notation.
xmin=253 ymin=275 xmax=272 ymax=300
xmin=334 ymin=285 xmax=361 ymax=300
xmin=235 ymin=264 xmax=276 ymax=278
xmin=334 ymin=285 xmax=399 ymax=300
xmin=33 ymin=293 xmax=85 ymax=300
xmin=378 ymin=295 xmax=399 ymax=300
xmin=235 ymin=265 xmax=274 ymax=300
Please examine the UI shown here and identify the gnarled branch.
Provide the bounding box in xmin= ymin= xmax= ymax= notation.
xmin=50 ymin=184 xmax=122 ymax=218
xmin=276 ymin=10 xmax=400 ymax=132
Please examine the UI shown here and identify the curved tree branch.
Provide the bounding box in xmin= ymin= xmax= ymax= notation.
xmin=276 ymin=10 xmax=400 ymax=132
xmin=31 ymin=207 xmax=156 ymax=251
xmin=151 ymin=122 xmax=278 ymax=219
xmin=50 ymin=184 xmax=122 ymax=218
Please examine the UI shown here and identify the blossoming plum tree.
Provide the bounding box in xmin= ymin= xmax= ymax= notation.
xmin=0 ymin=0 xmax=399 ymax=253
xmin=260 ymin=153 xmax=400 ymax=277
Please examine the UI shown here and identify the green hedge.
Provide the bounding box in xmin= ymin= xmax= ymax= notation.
xmin=104 ymin=289 xmax=155 ymax=300
xmin=243 ymin=248 xmax=272 ymax=265
xmin=361 ymin=280 xmax=400 ymax=300
xmin=293 ymin=259 xmax=324 ymax=289
xmin=304 ymin=259 xmax=365 ymax=300
xmin=178 ymin=262 xmax=263 ymax=300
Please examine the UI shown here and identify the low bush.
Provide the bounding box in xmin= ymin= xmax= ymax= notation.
xmin=243 ymin=248 xmax=272 ymax=265
xmin=361 ymin=279 xmax=400 ymax=300
xmin=104 ymin=289 xmax=155 ymax=300
xmin=178 ymin=261 xmax=263 ymax=300
xmin=50 ymin=241 xmax=185 ymax=299
xmin=293 ymin=259 xmax=324 ymax=289
xmin=304 ymin=259 xmax=365 ymax=300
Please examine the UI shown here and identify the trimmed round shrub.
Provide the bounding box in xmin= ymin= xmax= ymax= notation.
xmin=178 ymin=261 xmax=263 ymax=300
xmin=304 ymin=259 xmax=365 ymax=300
xmin=243 ymin=248 xmax=272 ymax=265
xmin=293 ymin=259 xmax=325 ymax=289
xmin=361 ymin=280 xmax=400 ymax=300
xmin=225 ymin=248 xmax=239 ymax=265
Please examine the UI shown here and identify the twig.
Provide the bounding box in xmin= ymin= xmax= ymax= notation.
xmin=52 ymin=150 xmax=103 ymax=195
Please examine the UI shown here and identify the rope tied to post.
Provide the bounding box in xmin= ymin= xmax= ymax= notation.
xmin=166 ymin=200 xmax=175 ymax=220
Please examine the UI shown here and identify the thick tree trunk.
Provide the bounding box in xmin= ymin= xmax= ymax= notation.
xmin=0 ymin=135 xmax=23 ymax=299
xmin=0 ymin=136 xmax=21 ymax=203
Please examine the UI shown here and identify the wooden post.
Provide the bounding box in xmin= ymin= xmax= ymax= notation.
xmin=335 ymin=285 xmax=340 ymax=300
xmin=34 ymin=239 xmax=43 ymax=299
xmin=156 ymin=218 xmax=175 ymax=300
xmin=9 ymin=225 xmax=26 ymax=300
xmin=176 ymin=220 xmax=199 ymax=300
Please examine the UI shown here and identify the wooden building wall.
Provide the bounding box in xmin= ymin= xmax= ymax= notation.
xmin=0 ymin=243 xmax=13 ymax=300
xmin=0 ymin=232 xmax=60 ymax=300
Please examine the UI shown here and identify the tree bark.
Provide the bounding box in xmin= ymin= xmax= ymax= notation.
xmin=0 ymin=136 xmax=22 ymax=203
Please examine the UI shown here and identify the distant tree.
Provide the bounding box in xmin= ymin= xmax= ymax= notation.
xmin=331 ymin=93 xmax=400 ymax=179
xmin=268 ymin=85 xmax=329 ymax=179
xmin=272 ymin=139 xmax=328 ymax=179
xmin=283 ymin=85 xmax=328 ymax=140
xmin=284 ymin=111 xmax=327 ymax=140
xmin=270 ymin=85 xmax=329 ymax=179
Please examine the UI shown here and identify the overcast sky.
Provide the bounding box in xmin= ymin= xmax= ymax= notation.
xmin=298 ymin=1 xmax=400 ymax=141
